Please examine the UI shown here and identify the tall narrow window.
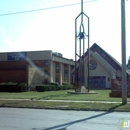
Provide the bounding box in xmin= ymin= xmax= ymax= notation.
xmin=64 ymin=65 xmax=68 ymax=82
xmin=55 ymin=63 xmax=59 ymax=73
xmin=64 ymin=65 xmax=68 ymax=74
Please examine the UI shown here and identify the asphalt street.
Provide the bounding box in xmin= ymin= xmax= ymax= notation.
xmin=0 ymin=108 xmax=130 ymax=130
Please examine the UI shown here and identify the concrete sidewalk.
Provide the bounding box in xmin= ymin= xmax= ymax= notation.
xmin=0 ymin=98 xmax=130 ymax=104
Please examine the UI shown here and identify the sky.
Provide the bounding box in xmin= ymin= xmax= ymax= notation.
xmin=0 ymin=0 xmax=130 ymax=64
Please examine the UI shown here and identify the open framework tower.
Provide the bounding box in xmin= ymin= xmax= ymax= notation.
xmin=75 ymin=0 xmax=90 ymax=91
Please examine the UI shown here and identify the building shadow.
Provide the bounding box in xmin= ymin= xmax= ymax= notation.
xmin=32 ymin=103 xmax=124 ymax=130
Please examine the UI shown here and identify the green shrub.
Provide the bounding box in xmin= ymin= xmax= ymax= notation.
xmin=59 ymin=84 xmax=74 ymax=90
xmin=45 ymin=85 xmax=53 ymax=91
xmin=59 ymin=85 xmax=69 ymax=90
xmin=36 ymin=85 xmax=45 ymax=92
xmin=50 ymin=82 xmax=60 ymax=90
xmin=52 ymin=85 xmax=57 ymax=91
xmin=36 ymin=84 xmax=74 ymax=92
xmin=68 ymin=85 xmax=74 ymax=89
xmin=18 ymin=82 xmax=28 ymax=92
xmin=0 ymin=82 xmax=28 ymax=92
xmin=62 ymin=82 xmax=68 ymax=85
xmin=36 ymin=85 xmax=55 ymax=92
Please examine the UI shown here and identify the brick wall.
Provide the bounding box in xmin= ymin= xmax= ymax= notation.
xmin=0 ymin=60 xmax=47 ymax=84
xmin=28 ymin=66 xmax=50 ymax=90
xmin=0 ymin=70 xmax=27 ymax=83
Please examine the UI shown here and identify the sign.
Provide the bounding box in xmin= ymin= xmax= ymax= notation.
xmin=112 ymin=79 xmax=130 ymax=92
xmin=8 ymin=52 xmax=26 ymax=60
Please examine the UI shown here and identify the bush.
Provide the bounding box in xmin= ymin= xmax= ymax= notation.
xmin=59 ymin=84 xmax=74 ymax=90
xmin=45 ymin=85 xmax=53 ymax=91
xmin=0 ymin=82 xmax=28 ymax=92
xmin=36 ymin=85 xmax=55 ymax=92
xmin=18 ymin=82 xmax=28 ymax=92
xmin=36 ymin=84 xmax=74 ymax=92
xmin=59 ymin=85 xmax=69 ymax=90
xmin=68 ymin=85 xmax=74 ymax=89
xmin=62 ymin=82 xmax=68 ymax=85
xmin=52 ymin=85 xmax=57 ymax=91
xmin=36 ymin=85 xmax=45 ymax=92
xmin=50 ymin=82 xmax=60 ymax=90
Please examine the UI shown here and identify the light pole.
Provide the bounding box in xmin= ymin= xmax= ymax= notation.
xmin=121 ymin=0 xmax=127 ymax=104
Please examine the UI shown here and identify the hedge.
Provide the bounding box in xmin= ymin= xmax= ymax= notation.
xmin=36 ymin=85 xmax=45 ymax=92
xmin=59 ymin=85 xmax=74 ymax=90
xmin=62 ymin=82 xmax=68 ymax=85
xmin=36 ymin=85 xmax=56 ymax=92
xmin=36 ymin=82 xmax=74 ymax=92
xmin=18 ymin=82 xmax=28 ymax=92
xmin=0 ymin=82 xmax=28 ymax=92
xmin=59 ymin=85 xmax=68 ymax=90
xmin=36 ymin=84 xmax=74 ymax=92
xmin=49 ymin=82 xmax=60 ymax=90
xmin=69 ymin=85 xmax=74 ymax=89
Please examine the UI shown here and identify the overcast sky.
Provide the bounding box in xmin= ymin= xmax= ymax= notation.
xmin=0 ymin=0 xmax=130 ymax=63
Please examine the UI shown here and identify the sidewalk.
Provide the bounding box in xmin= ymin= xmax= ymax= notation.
xmin=0 ymin=98 xmax=130 ymax=104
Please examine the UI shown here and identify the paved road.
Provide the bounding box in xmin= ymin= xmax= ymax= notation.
xmin=0 ymin=108 xmax=130 ymax=130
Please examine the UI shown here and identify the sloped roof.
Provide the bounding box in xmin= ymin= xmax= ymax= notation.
xmin=74 ymin=43 xmax=121 ymax=74
xmin=84 ymin=43 xmax=121 ymax=70
xmin=74 ymin=43 xmax=130 ymax=76
xmin=84 ymin=43 xmax=130 ymax=76
xmin=78 ymin=43 xmax=121 ymax=70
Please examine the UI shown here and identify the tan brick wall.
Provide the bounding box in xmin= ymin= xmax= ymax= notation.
xmin=28 ymin=65 xmax=50 ymax=90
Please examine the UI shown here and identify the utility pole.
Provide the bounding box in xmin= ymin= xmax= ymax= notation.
xmin=121 ymin=0 xmax=127 ymax=104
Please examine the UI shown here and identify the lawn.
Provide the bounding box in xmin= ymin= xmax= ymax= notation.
xmin=0 ymin=100 xmax=130 ymax=112
xmin=0 ymin=89 xmax=130 ymax=102
xmin=0 ymin=90 xmax=130 ymax=111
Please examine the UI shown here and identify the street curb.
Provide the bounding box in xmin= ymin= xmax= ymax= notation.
xmin=0 ymin=99 xmax=130 ymax=112
xmin=0 ymin=106 xmax=130 ymax=112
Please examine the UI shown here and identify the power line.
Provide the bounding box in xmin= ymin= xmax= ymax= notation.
xmin=0 ymin=0 xmax=98 ymax=17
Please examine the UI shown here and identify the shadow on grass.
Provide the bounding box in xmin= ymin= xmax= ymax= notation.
xmin=108 ymin=103 xmax=124 ymax=112
xmin=31 ymin=94 xmax=69 ymax=100
xmin=32 ymin=103 xmax=124 ymax=130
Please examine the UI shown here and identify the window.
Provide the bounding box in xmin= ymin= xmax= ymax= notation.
xmin=55 ymin=63 xmax=59 ymax=73
xmin=55 ymin=74 xmax=60 ymax=83
xmin=64 ymin=65 xmax=68 ymax=82
xmin=44 ymin=60 xmax=49 ymax=67
xmin=64 ymin=70 xmax=68 ymax=74
xmin=64 ymin=65 xmax=68 ymax=74
xmin=64 ymin=75 xmax=68 ymax=82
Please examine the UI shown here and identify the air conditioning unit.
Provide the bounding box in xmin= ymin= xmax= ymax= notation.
xmin=53 ymin=52 xmax=63 ymax=57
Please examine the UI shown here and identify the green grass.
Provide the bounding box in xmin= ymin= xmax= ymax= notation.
xmin=0 ymin=90 xmax=130 ymax=111
xmin=0 ymin=90 xmax=130 ymax=102
xmin=0 ymin=100 xmax=130 ymax=112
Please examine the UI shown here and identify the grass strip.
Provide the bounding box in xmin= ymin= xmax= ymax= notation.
xmin=0 ymin=100 xmax=130 ymax=112
xmin=0 ymin=90 xmax=130 ymax=102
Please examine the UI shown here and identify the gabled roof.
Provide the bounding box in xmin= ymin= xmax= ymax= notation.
xmin=74 ymin=43 xmax=121 ymax=74
xmin=87 ymin=43 xmax=130 ymax=76
xmin=75 ymin=43 xmax=130 ymax=76
xmin=84 ymin=43 xmax=121 ymax=70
